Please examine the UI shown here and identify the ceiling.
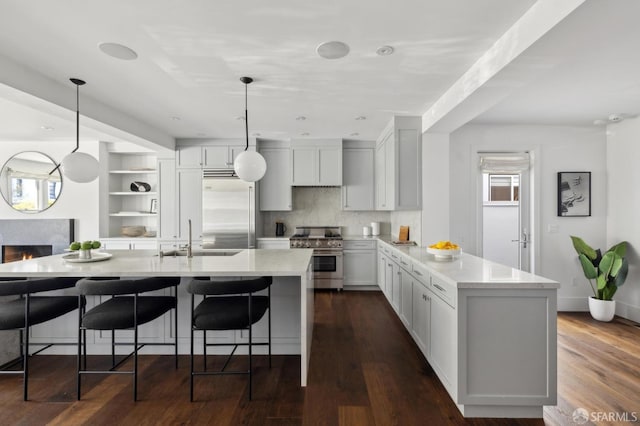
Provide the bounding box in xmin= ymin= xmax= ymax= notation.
xmin=0 ymin=1 xmax=637 ymax=149
xmin=0 ymin=0 xmax=536 ymax=146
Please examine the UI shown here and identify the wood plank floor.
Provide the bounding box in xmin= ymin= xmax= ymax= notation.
xmin=0 ymin=292 xmax=639 ymax=425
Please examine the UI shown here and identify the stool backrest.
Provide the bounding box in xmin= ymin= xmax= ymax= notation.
xmin=187 ymin=276 xmax=272 ymax=295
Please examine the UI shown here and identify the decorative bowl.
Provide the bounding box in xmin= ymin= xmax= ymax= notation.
xmin=121 ymin=225 xmax=146 ymax=237
xmin=427 ymin=247 xmax=461 ymax=260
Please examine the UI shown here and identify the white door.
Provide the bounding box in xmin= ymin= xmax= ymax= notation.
xmin=478 ymin=152 xmax=531 ymax=272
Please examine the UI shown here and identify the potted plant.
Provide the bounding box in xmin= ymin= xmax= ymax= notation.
xmin=570 ymin=236 xmax=629 ymax=321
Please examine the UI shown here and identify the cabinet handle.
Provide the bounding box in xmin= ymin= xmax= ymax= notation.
xmin=225 ymin=162 xmax=233 ymax=166
xmin=388 ymin=263 xmax=393 ymax=267
xmin=433 ymin=283 xmax=445 ymax=292
xmin=414 ymin=270 xmax=423 ymax=276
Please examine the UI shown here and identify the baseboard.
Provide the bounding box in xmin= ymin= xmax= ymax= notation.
xmin=615 ymin=301 xmax=640 ymax=323
xmin=558 ymin=297 xmax=589 ymax=312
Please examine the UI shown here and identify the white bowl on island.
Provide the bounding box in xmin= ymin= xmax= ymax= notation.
xmin=427 ymin=247 xmax=461 ymax=260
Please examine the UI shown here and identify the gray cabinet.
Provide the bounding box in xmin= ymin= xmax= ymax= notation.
xmin=375 ymin=116 xmax=422 ymax=210
xmin=176 ymin=142 xmax=249 ymax=169
xmin=411 ymin=278 xmax=431 ymax=355
xmin=342 ymin=144 xmax=375 ymax=210
xmin=399 ymin=267 xmax=413 ymax=329
xmin=176 ymin=169 xmax=202 ymax=241
xmin=259 ymin=146 xmax=292 ymax=211
xmin=429 ymin=285 xmax=456 ymax=388
xmin=290 ymin=139 xmax=342 ymax=186
xmin=343 ymin=240 xmax=377 ymax=287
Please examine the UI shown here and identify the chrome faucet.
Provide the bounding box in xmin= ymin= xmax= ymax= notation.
xmin=187 ymin=219 xmax=193 ymax=258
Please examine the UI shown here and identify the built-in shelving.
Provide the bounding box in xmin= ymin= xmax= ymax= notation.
xmin=99 ymin=142 xmax=159 ymax=240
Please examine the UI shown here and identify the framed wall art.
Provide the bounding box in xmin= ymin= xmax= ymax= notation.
xmin=557 ymin=171 xmax=591 ymax=217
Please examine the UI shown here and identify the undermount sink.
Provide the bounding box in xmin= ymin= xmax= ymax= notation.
xmin=158 ymin=249 xmax=241 ymax=257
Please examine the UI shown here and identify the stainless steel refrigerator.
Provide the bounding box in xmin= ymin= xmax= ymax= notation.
xmin=201 ymin=172 xmax=255 ymax=249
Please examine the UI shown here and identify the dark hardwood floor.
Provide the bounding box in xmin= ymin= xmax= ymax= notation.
xmin=0 ymin=292 xmax=639 ymax=425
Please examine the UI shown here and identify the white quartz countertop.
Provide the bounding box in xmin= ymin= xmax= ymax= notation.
xmin=0 ymin=249 xmax=313 ymax=278
xmin=376 ymin=235 xmax=559 ymax=289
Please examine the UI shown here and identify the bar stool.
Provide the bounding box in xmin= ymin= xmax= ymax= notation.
xmin=76 ymin=276 xmax=179 ymax=401
xmin=0 ymin=277 xmax=84 ymax=400
xmin=186 ymin=276 xmax=272 ymax=401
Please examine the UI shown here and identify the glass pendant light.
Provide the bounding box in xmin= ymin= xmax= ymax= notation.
xmin=233 ymin=76 xmax=267 ymax=182
xmin=50 ymin=78 xmax=99 ymax=183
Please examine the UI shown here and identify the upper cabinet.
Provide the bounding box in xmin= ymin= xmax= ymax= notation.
xmin=290 ymin=139 xmax=342 ymax=186
xmin=342 ymin=140 xmax=375 ymax=211
xmin=258 ymin=140 xmax=292 ymax=211
xmin=375 ymin=116 xmax=422 ymax=211
xmin=176 ymin=139 xmax=254 ymax=169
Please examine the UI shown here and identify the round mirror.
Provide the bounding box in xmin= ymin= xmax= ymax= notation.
xmin=0 ymin=152 xmax=62 ymax=213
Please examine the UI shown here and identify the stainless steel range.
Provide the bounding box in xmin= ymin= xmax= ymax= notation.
xmin=290 ymin=226 xmax=343 ymax=290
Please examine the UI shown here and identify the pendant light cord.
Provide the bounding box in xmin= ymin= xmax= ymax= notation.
xmin=244 ymin=81 xmax=249 ymax=151
xmin=49 ymin=78 xmax=86 ymax=175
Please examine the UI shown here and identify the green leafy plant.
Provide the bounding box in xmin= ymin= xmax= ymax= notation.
xmin=570 ymin=236 xmax=629 ymax=300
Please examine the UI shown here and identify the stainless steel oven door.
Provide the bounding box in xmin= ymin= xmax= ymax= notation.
xmin=313 ymin=249 xmax=343 ymax=289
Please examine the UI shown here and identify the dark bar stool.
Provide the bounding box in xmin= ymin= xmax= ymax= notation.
xmin=187 ymin=276 xmax=272 ymax=401
xmin=0 ymin=277 xmax=84 ymax=400
xmin=76 ymin=276 xmax=179 ymax=401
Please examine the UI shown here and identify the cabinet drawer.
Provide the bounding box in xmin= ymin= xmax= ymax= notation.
xmin=398 ymin=255 xmax=411 ymax=270
xmin=411 ymin=262 xmax=429 ymax=282
xmin=430 ymin=275 xmax=456 ymax=308
xmin=344 ymin=240 xmax=376 ymax=250
xmin=382 ymin=245 xmax=392 ymax=255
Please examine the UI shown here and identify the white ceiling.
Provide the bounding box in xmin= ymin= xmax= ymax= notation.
xmin=1 ymin=1 xmax=636 ymax=148
xmin=471 ymin=0 xmax=640 ymax=126
xmin=0 ymin=0 xmax=537 ymax=146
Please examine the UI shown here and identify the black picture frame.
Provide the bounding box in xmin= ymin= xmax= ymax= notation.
xmin=557 ymin=172 xmax=591 ymax=217
xmin=150 ymin=198 xmax=158 ymax=214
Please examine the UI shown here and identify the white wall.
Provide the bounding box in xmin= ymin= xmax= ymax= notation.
xmin=0 ymin=141 xmax=99 ymax=242
xmin=421 ymin=133 xmax=450 ymax=245
xmin=449 ymin=124 xmax=607 ymax=311
xmin=606 ymin=118 xmax=640 ymax=322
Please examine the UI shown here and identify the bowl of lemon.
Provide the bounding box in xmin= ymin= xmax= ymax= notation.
xmin=427 ymin=241 xmax=461 ymax=260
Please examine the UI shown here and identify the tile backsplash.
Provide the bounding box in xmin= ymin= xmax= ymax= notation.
xmin=261 ymin=187 xmax=392 ymax=237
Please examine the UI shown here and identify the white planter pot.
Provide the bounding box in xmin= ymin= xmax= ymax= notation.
xmin=588 ymin=297 xmax=616 ymax=322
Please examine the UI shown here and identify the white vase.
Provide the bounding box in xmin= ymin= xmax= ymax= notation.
xmin=588 ymin=297 xmax=616 ymax=322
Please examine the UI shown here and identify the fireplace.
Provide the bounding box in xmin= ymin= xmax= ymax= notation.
xmin=2 ymin=245 xmax=53 ymax=263
xmin=0 ymin=219 xmax=74 ymax=263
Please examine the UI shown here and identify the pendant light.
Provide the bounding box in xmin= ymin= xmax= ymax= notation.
xmin=233 ymin=76 xmax=267 ymax=182
xmin=50 ymin=78 xmax=99 ymax=183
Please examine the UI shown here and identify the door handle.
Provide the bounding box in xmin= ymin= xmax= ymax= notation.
xmin=511 ymin=232 xmax=528 ymax=248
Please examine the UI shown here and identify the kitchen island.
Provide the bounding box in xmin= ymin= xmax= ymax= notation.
xmin=0 ymin=248 xmax=314 ymax=386
xmin=376 ymin=236 xmax=559 ymax=418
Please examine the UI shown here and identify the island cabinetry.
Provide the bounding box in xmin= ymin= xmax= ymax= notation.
xmin=374 ymin=116 xmax=422 ymax=211
xmin=343 ymin=240 xmax=377 ymax=288
xmin=290 ymin=139 xmax=342 ymax=186
xmin=258 ymin=141 xmax=292 ymax=211
xmin=376 ymin=239 xmax=558 ymax=418
xmin=342 ymin=141 xmax=375 ymax=211
xmin=411 ymin=277 xmax=431 ymax=356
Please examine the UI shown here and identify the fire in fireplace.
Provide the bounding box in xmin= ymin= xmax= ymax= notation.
xmin=2 ymin=245 xmax=52 ymax=263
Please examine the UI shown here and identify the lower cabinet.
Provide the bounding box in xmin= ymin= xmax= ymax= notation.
xmin=377 ymin=251 xmax=388 ymax=294
xmin=411 ymin=279 xmax=430 ymax=355
xmin=399 ymin=267 xmax=414 ymax=330
xmin=429 ymin=288 xmax=457 ymax=390
xmin=100 ymin=238 xmax=157 ymax=250
xmin=343 ymin=240 xmax=377 ymax=287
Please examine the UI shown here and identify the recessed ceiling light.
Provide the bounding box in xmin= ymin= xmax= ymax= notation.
xmin=296 ymin=116 xmax=306 ymax=121
xmin=355 ymin=116 xmax=366 ymax=121
xmin=316 ymin=41 xmax=350 ymax=60
xmin=376 ymin=45 xmax=395 ymax=56
xmin=98 ymin=42 xmax=138 ymax=60
xmin=40 ymin=125 xmax=54 ymax=131
xmin=301 ymin=132 xmax=310 ymax=136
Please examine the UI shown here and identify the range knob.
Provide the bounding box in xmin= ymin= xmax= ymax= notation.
xmin=315 ymin=240 xmax=321 ymax=247
xmin=305 ymin=241 xmax=311 ymax=248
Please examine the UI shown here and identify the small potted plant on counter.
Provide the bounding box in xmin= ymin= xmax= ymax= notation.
xmin=570 ymin=236 xmax=629 ymax=322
